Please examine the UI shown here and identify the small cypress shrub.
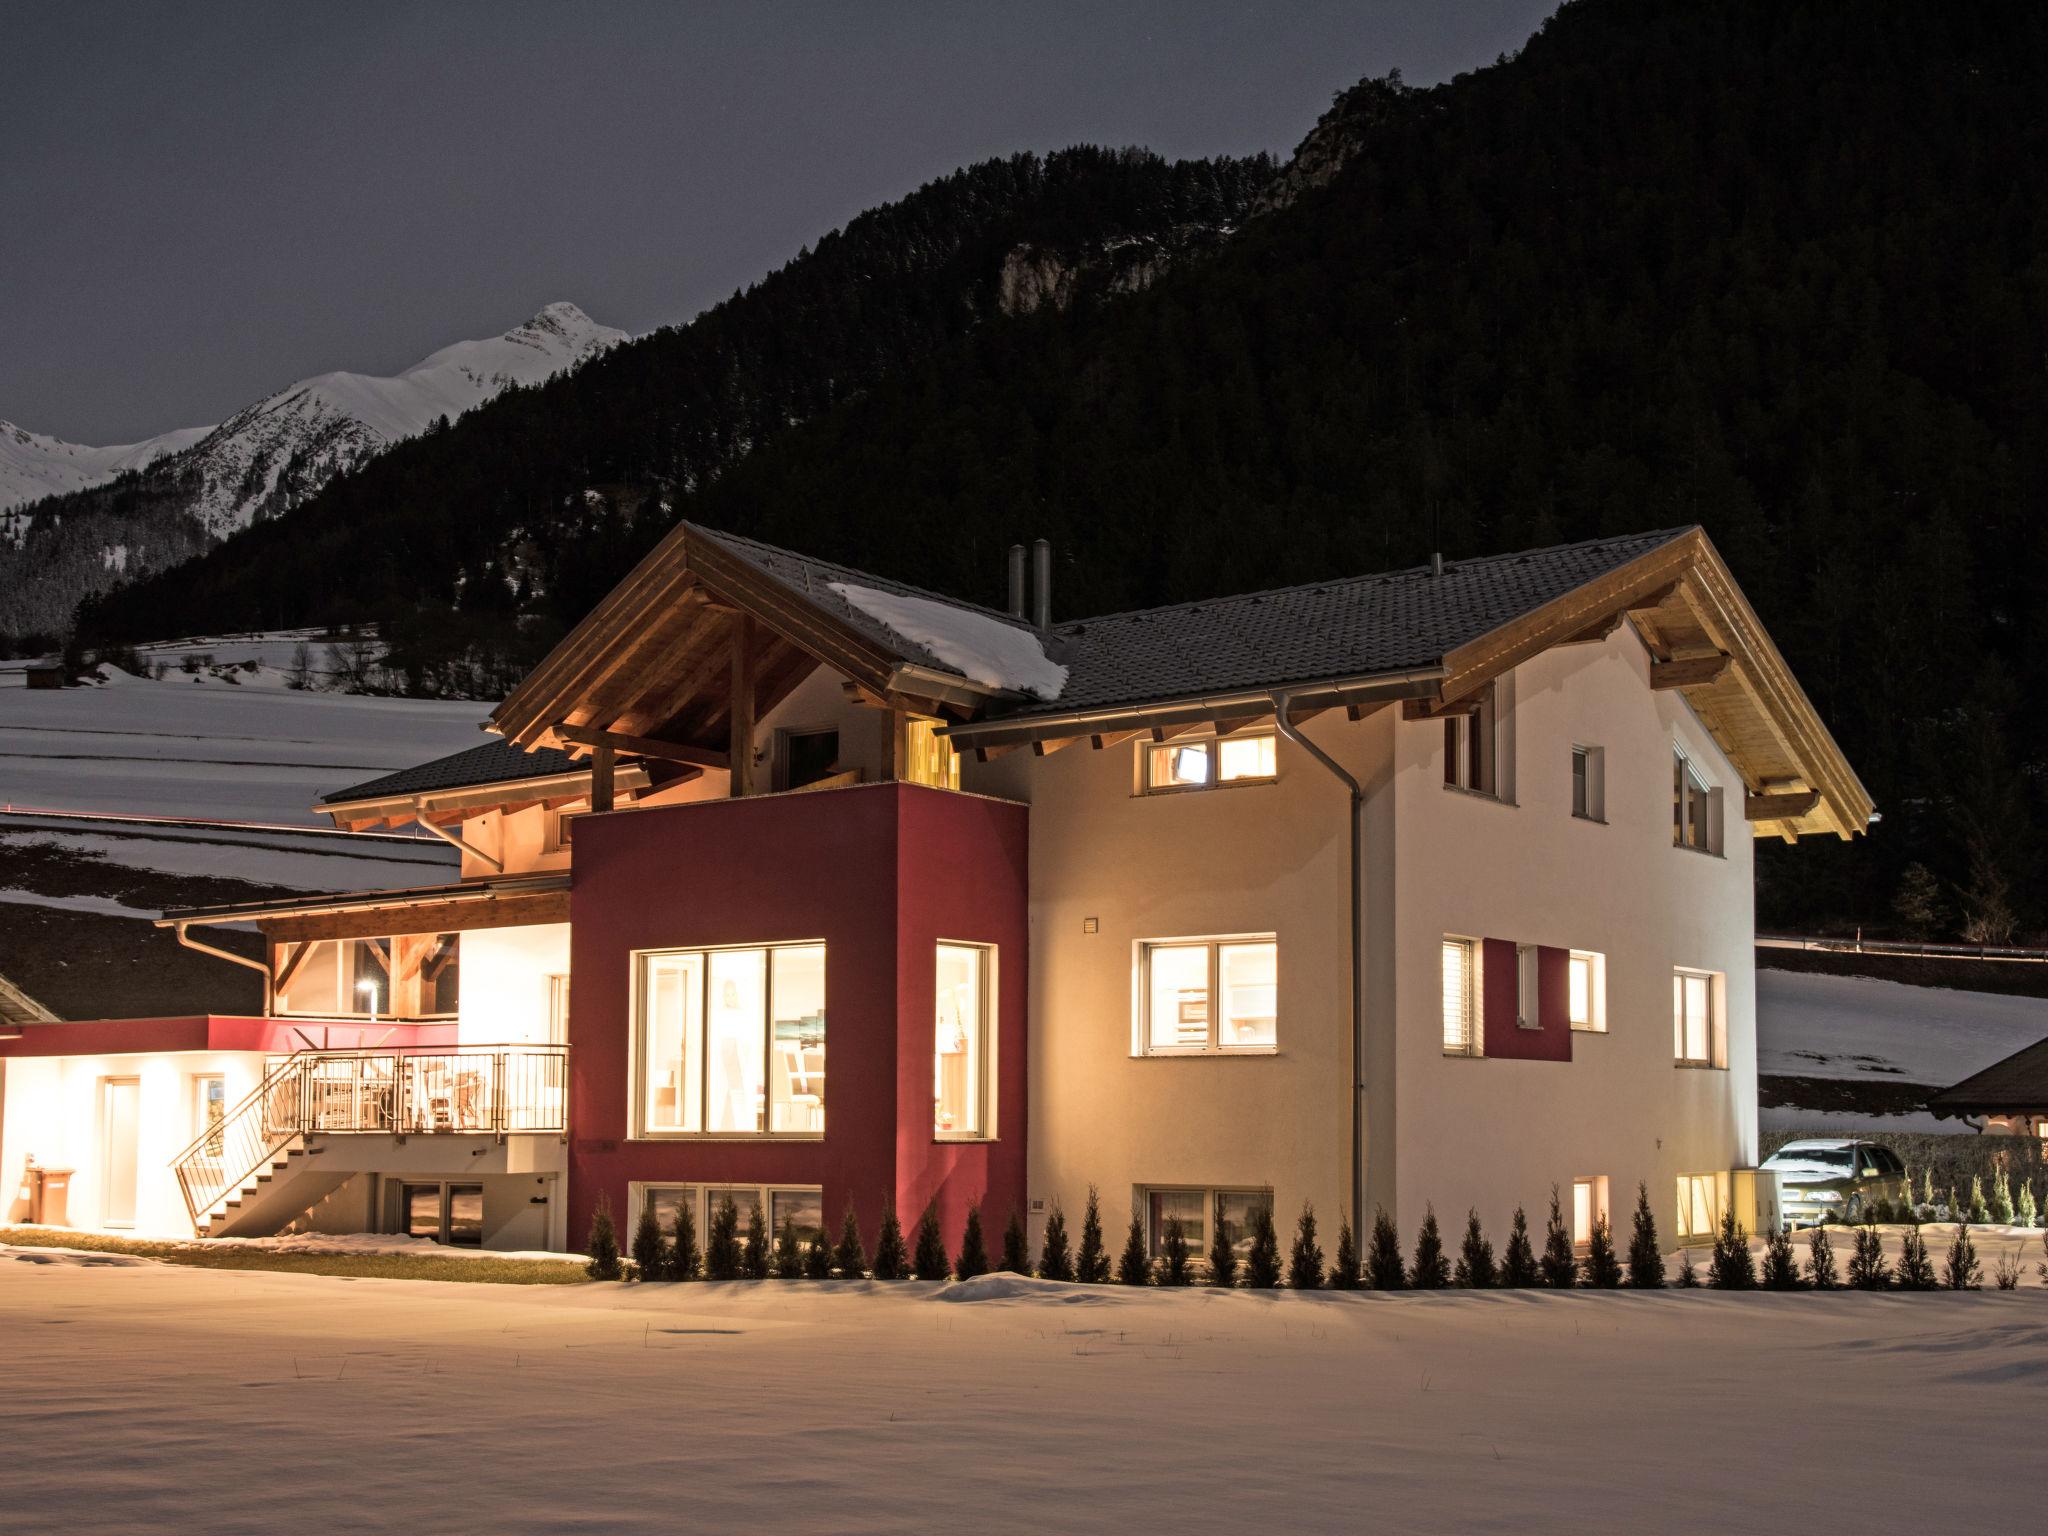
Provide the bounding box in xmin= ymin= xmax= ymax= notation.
xmin=1365 ymin=1206 xmax=1407 ymax=1289
xmin=1288 ymin=1204 xmax=1324 ymax=1290
xmin=1584 ymin=1217 xmax=1623 ymax=1288
xmin=1943 ymin=1222 xmax=1981 ymax=1290
xmin=1627 ymin=1183 xmax=1664 ymax=1288
xmin=1207 ymin=1195 xmax=1239 ymax=1288
xmin=1453 ymin=1209 xmax=1496 ymax=1288
xmin=2018 ymin=1181 xmax=2039 ymax=1229
xmin=1076 ymin=1187 xmax=1110 ymax=1283
xmin=1329 ymin=1217 xmax=1361 ymax=1290
xmin=1500 ymin=1207 xmax=1539 ymax=1288
xmin=742 ymin=1202 xmax=770 ymax=1280
xmin=1917 ymin=1167 xmax=1937 ymax=1218
xmin=1988 ymin=1169 xmax=2015 ymax=1226
xmin=1896 ymin=1221 xmax=1938 ymax=1290
xmin=872 ymin=1204 xmax=909 ymax=1281
xmin=1539 ymin=1188 xmax=1578 ymax=1288
xmin=804 ymin=1229 xmax=833 ymax=1279
xmin=912 ymin=1204 xmax=950 ymax=1281
xmin=831 ymin=1204 xmax=867 ymax=1278
xmin=1159 ymin=1215 xmax=1194 ymax=1285
xmin=1847 ymin=1223 xmax=1891 ymax=1289
xmin=772 ymin=1216 xmax=804 ymax=1279
xmin=671 ymin=1199 xmax=700 ymax=1281
xmin=1000 ymin=1209 xmax=1031 ymax=1275
xmin=1244 ymin=1203 xmax=1283 ymax=1289
xmin=1675 ymin=1249 xmax=1699 ymax=1287
xmin=1708 ymin=1210 xmax=1755 ymax=1289
xmin=705 ymin=1194 xmax=742 ymax=1280
xmin=1806 ymin=1223 xmax=1838 ymax=1290
xmin=955 ymin=1205 xmax=990 ymax=1281
xmin=1759 ymin=1225 xmax=1801 ymax=1289
xmin=1966 ymin=1176 xmax=1990 ymax=1224
xmin=1409 ymin=1205 xmax=1450 ymax=1289
xmin=1037 ymin=1202 xmax=1074 ymax=1282
xmin=585 ymin=1192 xmax=623 ymax=1281
xmin=630 ymin=1199 xmax=664 ymax=1281
xmin=1117 ymin=1216 xmax=1151 ymax=1285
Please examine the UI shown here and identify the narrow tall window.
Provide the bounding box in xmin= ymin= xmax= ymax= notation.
xmin=1516 ymin=944 xmax=1539 ymax=1029
xmin=1140 ymin=938 xmax=1278 ymax=1053
xmin=1675 ymin=1173 xmax=1723 ymax=1239
xmin=1571 ymin=744 xmax=1604 ymax=821
xmin=1443 ymin=684 xmax=1498 ymax=794
xmin=1674 ymin=748 xmax=1717 ymax=852
xmin=1568 ymin=950 xmax=1605 ymax=1033
xmin=1442 ymin=938 xmax=1480 ymax=1056
xmin=1672 ymin=969 xmax=1721 ymax=1067
xmin=935 ymin=943 xmax=993 ymax=1138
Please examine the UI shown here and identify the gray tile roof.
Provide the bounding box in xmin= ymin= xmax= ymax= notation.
xmin=1927 ymin=1035 xmax=2048 ymax=1115
xmin=322 ymin=739 xmax=582 ymax=806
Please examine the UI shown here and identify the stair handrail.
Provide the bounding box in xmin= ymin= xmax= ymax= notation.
xmin=170 ymin=1049 xmax=315 ymax=1231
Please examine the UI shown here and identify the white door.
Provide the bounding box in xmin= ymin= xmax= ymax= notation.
xmin=101 ymin=1078 xmax=141 ymax=1228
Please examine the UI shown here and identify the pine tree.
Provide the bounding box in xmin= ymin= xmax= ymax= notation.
xmin=1897 ymin=1221 xmax=1938 ymax=1290
xmin=804 ymin=1229 xmax=833 ymax=1279
xmin=773 ymin=1216 xmax=804 ymax=1279
xmin=1159 ymin=1215 xmax=1194 ymax=1285
xmin=872 ymin=1204 xmax=909 ymax=1281
xmin=1806 ymin=1223 xmax=1839 ymax=1290
xmin=1365 ymin=1206 xmax=1406 ymax=1289
xmin=1759 ymin=1225 xmax=1801 ymax=1290
xmin=1001 ymin=1209 xmax=1031 ymax=1275
xmin=1453 ymin=1209 xmax=1496 ymax=1288
xmin=1244 ymin=1202 xmax=1282 ymax=1289
xmin=630 ymin=1199 xmax=664 ymax=1280
xmin=913 ymin=1204 xmax=950 ymax=1281
xmin=1943 ymin=1222 xmax=1981 ymax=1290
xmin=705 ymin=1194 xmax=741 ymax=1281
xmin=1584 ymin=1216 xmax=1623 ymax=1288
xmin=585 ymin=1192 xmax=622 ymax=1281
xmin=1967 ymin=1176 xmax=1990 ymax=1224
xmin=1675 ymin=1250 xmax=1700 ymax=1287
xmin=1287 ymin=1204 xmax=1324 ymax=1289
xmin=1708 ymin=1210 xmax=1755 ymax=1289
xmin=954 ymin=1205 xmax=990 ymax=1281
xmin=1627 ymin=1183 xmax=1664 ymax=1288
xmin=831 ymin=1203 xmax=866 ymax=1279
xmin=1329 ymin=1217 xmax=1361 ymax=1290
xmin=1988 ymin=1168 xmax=2015 ymax=1225
xmin=1037 ymin=1202 xmax=1074 ymax=1282
xmin=1500 ymin=1207 xmax=1539 ymax=1288
xmin=1409 ymin=1205 xmax=1450 ymax=1289
xmin=1539 ymin=1187 xmax=1578 ymax=1288
xmin=1076 ymin=1186 xmax=1110 ymax=1283
xmin=671 ymin=1199 xmax=700 ymax=1281
xmin=742 ymin=1202 xmax=770 ymax=1280
xmin=1847 ymin=1223 xmax=1891 ymax=1289
xmin=1207 ymin=1194 xmax=1239 ymax=1288
xmin=1117 ymin=1216 xmax=1151 ymax=1285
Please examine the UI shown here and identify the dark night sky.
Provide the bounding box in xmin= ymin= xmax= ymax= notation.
xmin=1 ymin=1 xmax=1554 ymax=444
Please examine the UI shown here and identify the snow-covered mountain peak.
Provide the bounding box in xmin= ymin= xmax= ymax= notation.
xmin=0 ymin=417 xmax=213 ymax=516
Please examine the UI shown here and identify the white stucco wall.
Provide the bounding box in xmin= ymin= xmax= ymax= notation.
xmin=457 ymin=923 xmax=572 ymax=1046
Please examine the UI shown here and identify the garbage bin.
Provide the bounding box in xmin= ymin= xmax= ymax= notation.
xmin=30 ymin=1167 xmax=74 ymax=1227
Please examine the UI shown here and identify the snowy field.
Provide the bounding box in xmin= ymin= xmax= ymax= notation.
xmin=3 ymin=1254 xmax=2045 ymax=1534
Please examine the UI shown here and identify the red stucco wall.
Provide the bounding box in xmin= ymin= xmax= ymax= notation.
xmin=1481 ymin=938 xmax=1572 ymax=1062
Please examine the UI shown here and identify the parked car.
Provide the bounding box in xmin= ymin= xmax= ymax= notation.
xmin=1762 ymin=1139 xmax=1911 ymax=1226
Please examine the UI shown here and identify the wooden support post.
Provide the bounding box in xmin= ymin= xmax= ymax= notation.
xmin=590 ymin=741 xmax=615 ymax=814
xmin=730 ymin=617 xmax=756 ymax=797
xmin=881 ymin=706 xmax=905 ymax=783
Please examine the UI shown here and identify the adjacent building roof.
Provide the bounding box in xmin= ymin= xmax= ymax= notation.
xmin=0 ymin=969 xmax=60 ymax=1029
xmin=1927 ymin=1035 xmax=2048 ymax=1118
xmin=323 ymin=739 xmax=582 ymax=806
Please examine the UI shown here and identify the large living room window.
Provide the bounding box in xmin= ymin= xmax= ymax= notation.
xmin=636 ymin=943 xmax=826 ymax=1136
xmin=1139 ymin=938 xmax=1277 ymax=1053
xmin=935 ymin=943 xmax=993 ymax=1138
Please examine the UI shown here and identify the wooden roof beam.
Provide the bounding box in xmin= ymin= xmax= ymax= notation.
xmin=555 ymin=723 xmax=730 ymax=771
xmin=1650 ymin=652 xmax=1733 ymax=690
xmin=1744 ymin=789 xmax=1821 ymax=823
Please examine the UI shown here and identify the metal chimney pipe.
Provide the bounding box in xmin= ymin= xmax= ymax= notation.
xmin=1430 ymin=551 xmax=1444 ymax=577
xmin=1031 ymin=539 xmax=1052 ymax=630
xmin=1007 ymin=544 xmax=1028 ymax=619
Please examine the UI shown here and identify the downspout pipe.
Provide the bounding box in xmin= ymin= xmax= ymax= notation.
xmin=172 ymin=920 xmax=274 ymax=1014
xmin=412 ymin=798 xmax=503 ymax=872
xmin=1272 ymin=690 xmax=1366 ymax=1248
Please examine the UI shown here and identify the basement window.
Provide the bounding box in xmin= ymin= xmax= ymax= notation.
xmin=1140 ymin=732 xmax=1277 ymax=793
xmin=1142 ymin=1186 xmax=1273 ymax=1266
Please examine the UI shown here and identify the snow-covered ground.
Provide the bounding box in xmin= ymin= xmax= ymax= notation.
xmin=3 ymin=1254 xmax=2043 ymax=1533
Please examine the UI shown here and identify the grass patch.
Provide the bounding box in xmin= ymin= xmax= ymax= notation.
xmin=0 ymin=1227 xmax=587 ymax=1285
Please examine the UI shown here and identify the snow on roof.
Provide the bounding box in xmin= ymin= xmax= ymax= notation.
xmin=1757 ymin=968 xmax=2048 ymax=1086
xmin=827 ymin=582 xmax=1068 ymax=701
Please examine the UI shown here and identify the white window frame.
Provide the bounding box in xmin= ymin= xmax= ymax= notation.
xmin=1571 ymin=743 xmax=1605 ymax=822
xmin=543 ymin=803 xmax=585 ymax=855
xmin=629 ymin=1181 xmax=826 ymax=1245
xmin=1137 ymin=731 xmax=1279 ymax=795
xmin=1672 ymin=968 xmax=1724 ymax=1069
xmin=934 ymin=940 xmax=996 ymax=1141
xmin=1567 ymin=949 xmax=1606 ymax=1033
xmin=1139 ymin=1184 xmax=1273 ymax=1263
xmin=629 ymin=940 xmax=827 ymax=1139
xmin=1675 ymin=1172 xmax=1728 ymax=1240
xmin=1443 ymin=681 xmax=1508 ymax=799
xmin=1515 ymin=943 xmax=1540 ymax=1030
xmin=1572 ymin=1175 xmax=1610 ymax=1249
xmin=1442 ymin=936 xmax=1482 ymax=1058
xmin=1673 ymin=745 xmax=1723 ymax=855
xmin=1136 ymin=935 xmax=1279 ymax=1056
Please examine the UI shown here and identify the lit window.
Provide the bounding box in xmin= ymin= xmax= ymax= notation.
xmin=1674 ymin=748 xmax=1719 ymax=852
xmin=935 ymin=943 xmax=993 ymax=1138
xmin=1572 ymin=744 xmax=1604 ymax=821
xmin=1568 ymin=950 xmax=1605 ymax=1032
xmin=1143 ymin=1186 xmax=1272 ymax=1264
xmin=636 ymin=944 xmax=826 ymax=1135
xmin=275 ymin=933 xmax=460 ymax=1019
xmin=1443 ymin=684 xmax=1498 ymax=795
xmin=1673 ymin=970 xmax=1721 ymax=1067
xmin=1675 ymin=1173 xmax=1724 ymax=1240
xmin=1140 ymin=939 xmax=1277 ymax=1053
xmin=1572 ymin=1176 xmax=1609 ymax=1247
xmin=1442 ymin=938 xmax=1481 ymax=1057
xmin=1142 ymin=733 xmax=1277 ymax=793
xmin=903 ymin=716 xmax=960 ymax=790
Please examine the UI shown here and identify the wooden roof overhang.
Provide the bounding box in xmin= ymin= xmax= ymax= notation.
xmin=156 ymin=875 xmax=571 ymax=945
xmin=490 ymin=524 xmax=1003 ymax=762
xmin=320 ymin=764 xmax=653 ymax=832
